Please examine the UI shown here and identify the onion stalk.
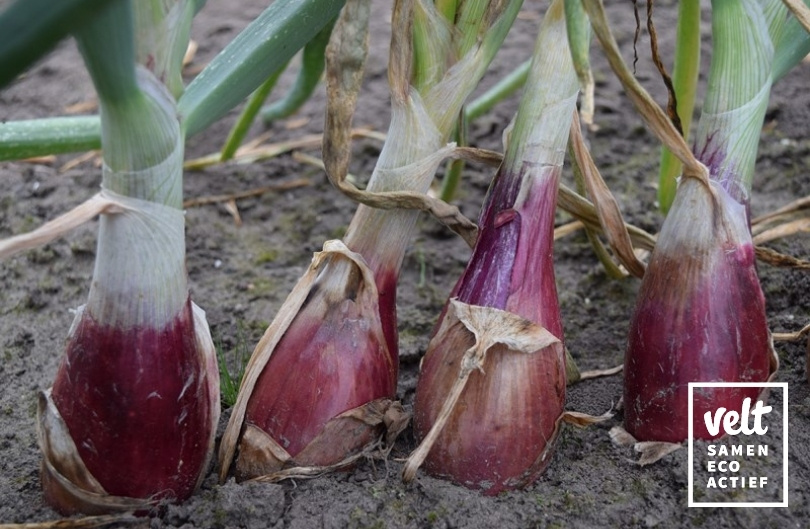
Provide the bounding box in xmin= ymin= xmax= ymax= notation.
xmin=656 ymin=0 xmax=701 ymax=214
xmin=34 ymin=0 xmax=219 ymax=514
xmin=218 ymin=0 xmax=522 ymax=481
xmin=623 ymin=0 xmax=784 ymax=444
xmin=404 ymin=0 xmax=578 ymax=494
xmin=132 ymin=0 xmax=201 ymax=99
xmin=260 ymin=16 xmax=336 ymax=125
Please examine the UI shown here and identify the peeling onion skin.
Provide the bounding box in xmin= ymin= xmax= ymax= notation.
xmin=47 ymin=298 xmax=216 ymax=512
xmin=624 ymin=180 xmax=772 ymax=442
xmin=239 ymin=258 xmax=397 ymax=478
xmin=413 ymin=166 xmax=566 ymax=495
xmin=415 ymin=335 xmax=566 ymax=494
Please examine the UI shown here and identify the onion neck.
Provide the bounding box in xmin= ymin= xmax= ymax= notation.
xmin=343 ymin=28 xmax=510 ymax=276
xmin=343 ymin=90 xmax=446 ymax=278
xmin=91 ymin=71 xmax=188 ymax=329
xmin=453 ymin=0 xmax=574 ymax=335
xmin=342 ymin=5 xmax=526 ymax=338
xmin=455 ymin=164 xmax=562 ymax=336
xmin=693 ymin=0 xmax=784 ymax=208
xmin=99 ymin=70 xmax=183 ymax=209
xmin=692 ymin=81 xmax=771 ymax=209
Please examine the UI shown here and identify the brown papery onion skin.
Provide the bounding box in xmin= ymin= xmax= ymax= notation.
xmin=413 ymin=165 xmax=566 ymax=495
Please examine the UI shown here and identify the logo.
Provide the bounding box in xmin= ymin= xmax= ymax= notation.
xmin=688 ymin=382 xmax=788 ymax=508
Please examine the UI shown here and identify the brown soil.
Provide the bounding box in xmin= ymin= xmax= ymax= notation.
xmin=1 ymin=1 xmax=809 ymax=528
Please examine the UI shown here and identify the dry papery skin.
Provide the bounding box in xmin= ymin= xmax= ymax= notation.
xmin=219 ymin=241 xmax=404 ymax=482
xmin=411 ymin=299 xmax=566 ymax=495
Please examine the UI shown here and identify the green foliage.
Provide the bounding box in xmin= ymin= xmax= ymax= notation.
xmin=0 ymin=0 xmax=345 ymax=161
xmin=0 ymin=117 xmax=101 ymax=162
xmin=216 ymin=324 xmax=251 ymax=408
xmin=178 ymin=0 xmax=345 ymax=136
xmin=0 ymin=0 xmax=116 ymax=88
xmin=261 ymin=16 xmax=337 ymax=124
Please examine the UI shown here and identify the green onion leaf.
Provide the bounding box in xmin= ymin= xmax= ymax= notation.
xmin=261 ymin=16 xmax=337 ymax=124
xmin=0 ymin=0 xmax=116 ymax=89
xmin=0 ymin=117 xmax=101 ymax=161
xmin=657 ymin=0 xmax=700 ymax=214
xmin=177 ymin=0 xmax=345 ymax=137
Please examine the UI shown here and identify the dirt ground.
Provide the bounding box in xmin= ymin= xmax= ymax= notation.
xmin=1 ymin=0 xmax=809 ymax=527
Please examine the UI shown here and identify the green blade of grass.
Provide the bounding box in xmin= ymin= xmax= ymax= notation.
xmin=215 ymin=323 xmax=250 ymax=408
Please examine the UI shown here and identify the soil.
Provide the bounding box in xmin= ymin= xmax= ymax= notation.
xmin=1 ymin=0 xmax=809 ymax=528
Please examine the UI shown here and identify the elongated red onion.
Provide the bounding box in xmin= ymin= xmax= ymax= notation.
xmin=408 ymin=0 xmax=577 ymax=494
xmin=216 ymin=0 xmax=526 ymax=481
xmin=38 ymin=136 xmax=220 ymax=515
xmin=231 ymin=242 xmax=398 ymax=479
xmin=217 ymin=0 xmax=523 ymax=481
xmin=624 ymin=180 xmax=773 ymax=442
xmin=35 ymin=2 xmax=219 ymax=510
xmin=623 ymin=0 xmax=780 ymax=443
